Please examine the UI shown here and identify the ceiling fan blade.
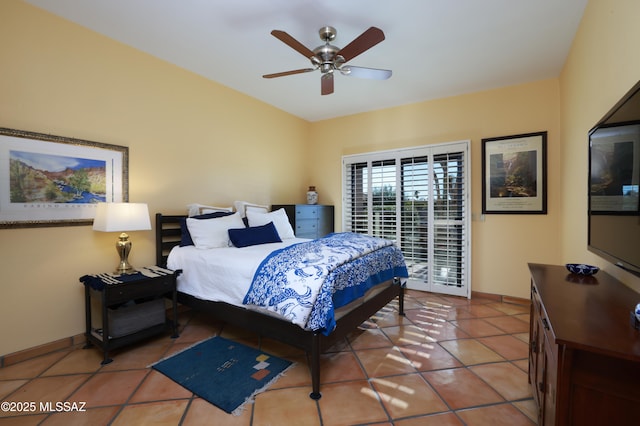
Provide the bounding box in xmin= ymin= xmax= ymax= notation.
xmin=342 ymin=66 xmax=392 ymax=80
xmin=270 ymin=30 xmax=316 ymax=59
xmin=263 ymin=68 xmax=316 ymax=79
xmin=337 ymin=27 xmax=385 ymax=62
xmin=321 ymin=73 xmax=334 ymax=95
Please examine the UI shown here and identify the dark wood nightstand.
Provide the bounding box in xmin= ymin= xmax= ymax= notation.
xmin=80 ymin=266 xmax=180 ymax=365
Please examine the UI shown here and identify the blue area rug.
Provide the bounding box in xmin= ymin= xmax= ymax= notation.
xmin=152 ymin=336 xmax=293 ymax=414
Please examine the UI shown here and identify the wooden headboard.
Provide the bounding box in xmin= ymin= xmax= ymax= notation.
xmin=155 ymin=213 xmax=186 ymax=268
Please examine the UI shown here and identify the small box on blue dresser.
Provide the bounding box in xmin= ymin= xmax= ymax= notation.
xmin=272 ymin=204 xmax=334 ymax=239
xmin=80 ymin=267 xmax=180 ymax=365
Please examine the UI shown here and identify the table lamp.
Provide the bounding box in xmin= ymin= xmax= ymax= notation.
xmin=93 ymin=202 xmax=151 ymax=275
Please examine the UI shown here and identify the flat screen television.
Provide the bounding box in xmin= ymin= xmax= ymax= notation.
xmin=588 ymin=80 xmax=640 ymax=277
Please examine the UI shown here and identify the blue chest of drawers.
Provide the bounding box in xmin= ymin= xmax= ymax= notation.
xmin=272 ymin=204 xmax=334 ymax=239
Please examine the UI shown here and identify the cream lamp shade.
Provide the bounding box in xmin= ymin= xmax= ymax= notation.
xmin=93 ymin=202 xmax=151 ymax=232
xmin=93 ymin=202 xmax=151 ymax=274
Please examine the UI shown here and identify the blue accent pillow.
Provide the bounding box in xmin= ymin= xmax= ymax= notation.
xmin=228 ymin=222 xmax=282 ymax=248
xmin=180 ymin=211 xmax=236 ymax=246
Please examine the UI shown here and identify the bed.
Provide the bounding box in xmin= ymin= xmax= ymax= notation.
xmin=155 ymin=211 xmax=408 ymax=399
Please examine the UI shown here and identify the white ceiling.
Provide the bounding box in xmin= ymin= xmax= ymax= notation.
xmin=25 ymin=0 xmax=588 ymax=122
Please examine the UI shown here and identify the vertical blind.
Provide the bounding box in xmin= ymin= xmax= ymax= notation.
xmin=342 ymin=141 xmax=470 ymax=297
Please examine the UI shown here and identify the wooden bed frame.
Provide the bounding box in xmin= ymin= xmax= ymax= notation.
xmin=155 ymin=213 xmax=405 ymax=399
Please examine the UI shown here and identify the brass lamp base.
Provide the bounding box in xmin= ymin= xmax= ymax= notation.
xmin=114 ymin=232 xmax=138 ymax=275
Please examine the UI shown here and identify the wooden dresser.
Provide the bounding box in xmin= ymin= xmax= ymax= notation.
xmin=272 ymin=204 xmax=334 ymax=239
xmin=528 ymin=263 xmax=640 ymax=425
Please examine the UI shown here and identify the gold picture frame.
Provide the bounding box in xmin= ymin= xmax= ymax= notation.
xmin=0 ymin=127 xmax=128 ymax=228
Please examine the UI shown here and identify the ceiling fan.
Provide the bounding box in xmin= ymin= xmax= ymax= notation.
xmin=263 ymin=26 xmax=392 ymax=95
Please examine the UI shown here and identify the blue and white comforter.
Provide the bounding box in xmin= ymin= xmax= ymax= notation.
xmin=243 ymin=232 xmax=408 ymax=334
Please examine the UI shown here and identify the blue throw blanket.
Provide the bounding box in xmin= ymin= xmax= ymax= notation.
xmin=243 ymin=232 xmax=408 ymax=334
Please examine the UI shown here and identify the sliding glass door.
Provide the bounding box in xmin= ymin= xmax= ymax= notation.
xmin=343 ymin=141 xmax=470 ymax=297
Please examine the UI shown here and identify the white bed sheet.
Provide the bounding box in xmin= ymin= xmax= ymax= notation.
xmin=166 ymin=238 xmax=310 ymax=306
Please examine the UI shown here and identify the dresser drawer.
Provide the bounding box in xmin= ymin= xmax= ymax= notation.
xmin=295 ymin=205 xmax=320 ymax=219
xmin=103 ymin=275 xmax=175 ymax=305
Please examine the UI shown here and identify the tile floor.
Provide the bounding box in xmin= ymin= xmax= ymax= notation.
xmin=0 ymin=290 xmax=537 ymax=425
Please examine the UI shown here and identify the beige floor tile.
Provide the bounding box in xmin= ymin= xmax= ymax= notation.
xmin=318 ymin=380 xmax=388 ymax=426
xmin=456 ymin=403 xmax=536 ymax=426
xmin=323 ymin=337 xmax=351 ymax=353
xmin=370 ymin=307 xmax=413 ymax=327
xmin=401 ymin=298 xmax=428 ymax=311
xmin=98 ymin=340 xmax=172 ymax=371
xmin=514 ymin=313 xmax=531 ymax=323
xmin=445 ymin=306 xmax=477 ymax=321
xmin=258 ymin=337 xmax=306 ymax=358
xmin=173 ymin=319 xmax=221 ymax=344
xmin=69 ymin=370 xmax=148 ymax=407
xmin=129 ymin=369 xmax=193 ymax=402
xmin=411 ymin=319 xmax=471 ymax=342
xmin=469 ymin=362 xmax=533 ymax=401
xmin=253 ymin=387 xmax=321 ymax=426
xmin=440 ymin=295 xmax=474 ymax=306
xmin=394 ymin=412 xmax=465 ymax=426
xmin=2 ymin=375 xmax=90 ymax=417
xmin=0 ymin=379 xmax=28 ymax=400
xmin=0 ymin=352 xmax=69 ymax=381
xmin=382 ymin=324 xmax=440 ymax=346
xmin=319 ymin=351 xmax=367 ymax=383
xmin=408 ymin=303 xmax=455 ymax=322
xmin=513 ymin=398 xmax=538 ymax=423
xmin=486 ymin=302 xmax=531 ymax=316
xmin=512 ymin=358 xmax=530 ymax=373
xmin=269 ymin=355 xmax=312 ymax=389
xmin=423 ymin=368 xmax=504 ymax=409
xmin=347 ymin=327 xmax=393 ymax=350
xmin=512 ymin=332 xmax=530 ymax=343
xmin=40 ymin=406 xmax=121 ymax=426
xmin=40 ymin=348 xmax=104 ymax=376
xmin=111 ymin=400 xmax=189 ymax=426
xmin=440 ymin=339 xmax=504 ymax=365
xmin=396 ymin=343 xmax=463 ymax=372
xmin=0 ymin=414 xmax=48 ymax=424
xmin=450 ymin=319 xmax=505 ymax=337
xmin=477 ymin=335 xmax=529 ymax=360
xmin=462 ymin=304 xmax=506 ymax=318
xmin=371 ymin=373 xmax=448 ymax=419
xmin=483 ymin=316 xmax=531 ymax=334
xmin=355 ymin=346 xmax=417 ymax=378
xmin=181 ymin=398 xmax=252 ymax=425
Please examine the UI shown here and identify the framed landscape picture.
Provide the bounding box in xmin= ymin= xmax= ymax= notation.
xmin=481 ymin=131 xmax=547 ymax=214
xmin=0 ymin=127 xmax=128 ymax=228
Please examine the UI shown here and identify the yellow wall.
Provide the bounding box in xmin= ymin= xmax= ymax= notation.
xmin=308 ymin=80 xmax=562 ymax=299
xmin=2 ymin=0 xmax=640 ymax=357
xmin=0 ymin=1 xmax=309 ymax=356
xmin=559 ymin=0 xmax=640 ymax=293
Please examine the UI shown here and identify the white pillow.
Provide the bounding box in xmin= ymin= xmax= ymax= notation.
xmin=233 ymin=201 xmax=269 ymax=218
xmin=247 ymin=208 xmax=295 ymax=239
xmin=186 ymin=203 xmax=233 ymax=217
xmin=186 ymin=212 xmax=245 ymax=249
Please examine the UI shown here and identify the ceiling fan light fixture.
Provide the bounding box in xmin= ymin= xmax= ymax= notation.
xmin=340 ymin=66 xmax=352 ymax=76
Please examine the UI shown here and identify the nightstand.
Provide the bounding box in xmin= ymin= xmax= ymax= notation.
xmin=80 ymin=266 xmax=180 ymax=365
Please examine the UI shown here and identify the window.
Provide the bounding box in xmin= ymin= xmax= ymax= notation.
xmin=343 ymin=141 xmax=470 ymax=297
